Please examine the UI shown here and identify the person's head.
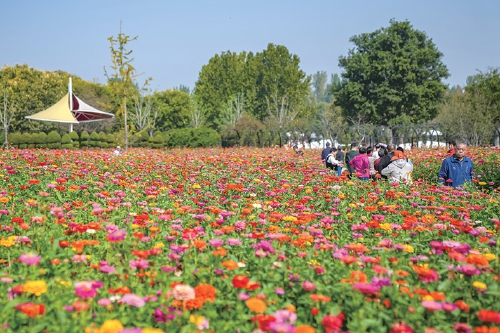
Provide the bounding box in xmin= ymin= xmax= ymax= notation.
xmin=387 ymin=144 xmax=396 ymax=153
xmin=396 ymin=147 xmax=405 ymax=153
xmin=330 ymin=147 xmax=337 ymax=153
xmin=359 ymin=147 xmax=367 ymax=154
xmin=116 ymin=146 xmax=121 ymax=151
xmin=351 ymin=143 xmax=358 ymax=150
xmin=448 ymin=140 xmax=457 ymax=149
xmin=326 ymin=142 xmax=331 ymax=147
xmin=366 ymin=147 xmax=373 ymax=155
xmin=455 ymin=143 xmax=467 ymax=160
xmin=337 ymin=146 xmax=342 ymax=151
xmin=391 ymin=150 xmax=407 ymax=161
xmin=378 ymin=149 xmax=386 ymax=157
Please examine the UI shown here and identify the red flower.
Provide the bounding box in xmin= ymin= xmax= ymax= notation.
xmin=232 ymin=275 xmax=249 ymax=289
xmin=15 ymin=303 xmax=45 ymax=318
xmin=478 ymin=309 xmax=500 ymax=324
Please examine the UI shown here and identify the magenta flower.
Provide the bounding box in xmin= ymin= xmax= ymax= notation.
xmin=209 ymin=239 xmax=224 ymax=247
xmin=457 ymin=264 xmax=480 ymax=276
xmin=19 ymin=253 xmax=41 ymax=266
xmin=129 ymin=259 xmax=149 ymax=269
xmin=353 ymin=282 xmax=380 ymax=294
xmin=74 ymin=281 xmax=102 ymax=299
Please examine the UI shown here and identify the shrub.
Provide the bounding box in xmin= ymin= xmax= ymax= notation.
xmin=27 ymin=132 xmax=36 ymax=148
xmin=149 ymin=132 xmax=164 ymax=148
xmin=61 ymin=133 xmax=73 ymax=149
xmin=80 ymin=131 xmax=90 ymax=148
xmin=98 ymin=132 xmax=107 ymax=148
xmin=47 ymin=131 xmax=61 ymax=149
xmin=8 ymin=132 xmax=22 ymax=148
xmin=37 ymin=132 xmax=48 ymax=148
xmin=89 ymin=131 xmax=99 ymax=148
xmin=70 ymin=131 xmax=79 ymax=148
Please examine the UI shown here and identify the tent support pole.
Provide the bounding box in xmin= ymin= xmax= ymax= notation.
xmin=69 ymin=124 xmax=73 ymax=133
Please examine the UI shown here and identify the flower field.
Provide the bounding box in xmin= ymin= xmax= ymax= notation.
xmin=0 ymin=147 xmax=499 ymax=333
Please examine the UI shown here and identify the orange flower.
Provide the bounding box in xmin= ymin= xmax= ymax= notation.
xmin=194 ymin=284 xmax=216 ymax=303
xmin=212 ymin=247 xmax=227 ymax=256
xmin=15 ymin=302 xmax=45 ymax=318
xmin=193 ymin=239 xmax=206 ymax=251
xmin=295 ymin=325 xmax=316 ymax=333
xmin=310 ymin=294 xmax=331 ymax=302
xmin=222 ymin=260 xmax=239 ymax=271
xmin=466 ymin=254 xmax=489 ymax=267
xmin=245 ymin=297 xmax=266 ymax=313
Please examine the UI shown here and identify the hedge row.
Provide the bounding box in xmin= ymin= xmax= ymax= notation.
xmin=6 ymin=128 xmax=221 ymax=149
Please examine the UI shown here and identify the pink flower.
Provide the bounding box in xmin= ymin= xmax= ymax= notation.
xmin=172 ymin=284 xmax=195 ymax=301
xmin=121 ymin=293 xmax=146 ymax=307
xmin=390 ymin=322 xmax=414 ymax=333
xmin=19 ymin=253 xmax=41 ymax=266
xmin=301 ymin=280 xmax=316 ymax=292
xmin=422 ymin=300 xmax=442 ymax=312
xmin=129 ymin=259 xmax=149 ymax=269
xmin=106 ymin=229 xmax=127 ymax=242
xmin=100 ymin=265 xmax=116 ymax=274
xmin=97 ymin=298 xmax=112 ymax=307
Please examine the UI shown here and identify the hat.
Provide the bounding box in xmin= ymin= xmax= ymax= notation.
xmin=390 ymin=150 xmax=407 ymax=161
xmin=116 ymin=146 xmax=121 ymax=149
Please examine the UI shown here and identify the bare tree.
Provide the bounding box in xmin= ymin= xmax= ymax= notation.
xmin=221 ymin=93 xmax=245 ymax=128
xmin=266 ymin=93 xmax=300 ymax=129
xmin=130 ymin=90 xmax=153 ymax=134
xmin=1 ymin=86 xmax=16 ymax=148
xmin=190 ymin=95 xmax=206 ymax=129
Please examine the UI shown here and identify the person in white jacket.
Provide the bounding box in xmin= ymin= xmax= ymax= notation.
xmin=381 ymin=150 xmax=413 ymax=183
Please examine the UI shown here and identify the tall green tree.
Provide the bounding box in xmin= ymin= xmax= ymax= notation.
xmin=312 ymin=71 xmax=328 ymax=103
xmin=254 ymin=43 xmax=311 ymax=129
xmin=152 ymin=89 xmax=191 ymax=132
xmin=465 ymin=67 xmax=500 ymax=125
xmin=195 ymin=51 xmax=248 ymax=129
xmin=333 ymin=20 xmax=449 ymax=126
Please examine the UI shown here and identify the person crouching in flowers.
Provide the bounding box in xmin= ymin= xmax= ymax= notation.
xmin=381 ymin=150 xmax=413 ymax=183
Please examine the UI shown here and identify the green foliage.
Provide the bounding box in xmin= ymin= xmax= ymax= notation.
xmin=61 ymin=133 xmax=73 ymax=149
xmin=149 ymin=132 xmax=164 ymax=148
xmin=8 ymin=132 xmax=21 ymax=148
xmin=89 ymin=131 xmax=99 ymax=147
xmin=47 ymin=130 xmax=61 ymax=149
xmin=153 ymin=89 xmax=191 ymax=132
xmin=37 ymin=132 xmax=48 ymax=148
xmin=333 ymin=20 xmax=449 ymax=126
xmin=166 ymin=128 xmax=220 ymax=148
xmin=195 ymin=45 xmax=311 ymax=130
xmin=80 ymin=130 xmax=90 ymax=148
xmin=98 ymin=131 xmax=107 ymax=148
xmin=70 ymin=131 xmax=79 ymax=148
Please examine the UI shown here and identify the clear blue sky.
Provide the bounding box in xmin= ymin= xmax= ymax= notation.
xmin=1 ymin=0 xmax=499 ymax=91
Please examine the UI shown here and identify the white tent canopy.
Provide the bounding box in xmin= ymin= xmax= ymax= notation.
xmin=25 ymin=78 xmax=114 ymax=131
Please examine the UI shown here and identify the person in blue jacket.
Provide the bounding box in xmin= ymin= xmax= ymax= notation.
xmin=438 ymin=143 xmax=474 ymax=188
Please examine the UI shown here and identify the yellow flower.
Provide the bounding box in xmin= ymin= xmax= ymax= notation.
xmin=422 ymin=295 xmax=434 ymax=301
xmin=192 ymin=183 xmax=201 ymax=189
xmin=153 ymin=242 xmax=164 ymax=249
xmin=100 ymin=319 xmax=123 ymax=333
xmin=0 ymin=236 xmax=17 ymax=248
xmin=472 ymin=281 xmax=487 ymax=289
xmin=190 ymin=314 xmax=205 ymax=326
xmin=60 ymin=280 xmax=71 ymax=287
xmin=484 ymin=253 xmax=496 ymax=261
xmin=403 ymin=245 xmax=414 ymax=253
xmin=285 ymin=304 xmax=296 ymax=312
xmin=283 ymin=216 xmax=298 ymax=222
xmin=379 ymin=223 xmax=392 ymax=232
xmin=143 ymin=329 xmax=164 ymax=333
xmin=253 ymin=179 xmax=261 ymax=183
xmin=23 ymin=280 xmax=48 ymax=296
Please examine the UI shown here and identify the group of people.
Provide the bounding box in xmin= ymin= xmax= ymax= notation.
xmin=321 ymin=140 xmax=474 ymax=188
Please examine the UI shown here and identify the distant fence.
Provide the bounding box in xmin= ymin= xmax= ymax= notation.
xmin=221 ymin=123 xmax=500 ymax=148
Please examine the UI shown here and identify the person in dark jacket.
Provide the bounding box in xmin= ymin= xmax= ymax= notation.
xmin=344 ymin=144 xmax=359 ymax=178
xmin=377 ymin=144 xmax=395 ymax=179
xmin=335 ymin=147 xmax=345 ymax=177
xmin=321 ymin=142 xmax=332 ymax=168
xmin=438 ymin=143 xmax=474 ymax=188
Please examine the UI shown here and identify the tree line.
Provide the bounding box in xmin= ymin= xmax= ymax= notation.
xmin=1 ymin=19 xmax=499 ymax=148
